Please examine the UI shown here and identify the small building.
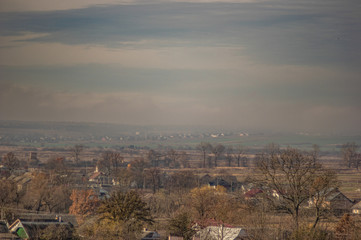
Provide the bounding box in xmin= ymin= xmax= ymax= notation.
xmin=28 ymin=152 xmax=39 ymax=166
xmin=200 ymin=175 xmax=239 ymax=192
xmin=309 ymin=188 xmax=354 ymax=216
xmin=89 ymin=166 xmax=111 ymax=185
xmin=11 ymin=172 xmax=32 ymax=191
xmin=244 ymin=189 xmax=263 ymax=200
xmin=141 ymin=230 xmax=161 ymax=240
xmin=0 ymin=220 xmax=20 ymax=240
xmin=351 ymin=201 xmax=361 ymax=214
xmin=8 ymin=217 xmax=73 ymax=240
xmin=197 ymin=226 xmax=247 ymax=240
xmin=325 ymin=190 xmax=354 ymax=216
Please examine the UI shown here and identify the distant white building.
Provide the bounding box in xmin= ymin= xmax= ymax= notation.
xmin=197 ymin=226 xmax=247 ymax=240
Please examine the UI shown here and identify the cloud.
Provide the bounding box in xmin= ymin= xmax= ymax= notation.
xmin=0 ymin=0 xmax=273 ymax=12
xmin=1 ymin=1 xmax=359 ymax=68
xmin=0 ymin=0 xmax=137 ymax=12
xmin=0 ymin=0 xmax=360 ymax=133
xmin=1 ymin=82 xmax=360 ymax=133
xmin=0 ymin=83 xmax=157 ymax=123
xmin=0 ymin=83 xmax=224 ymax=125
xmin=0 ymin=39 xmax=247 ymax=70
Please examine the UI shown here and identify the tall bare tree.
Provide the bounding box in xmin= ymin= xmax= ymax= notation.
xmin=147 ymin=149 xmax=161 ymax=167
xmin=309 ymin=170 xmax=338 ymax=228
xmin=257 ymin=147 xmax=336 ymax=230
xmin=178 ymin=151 xmax=189 ymax=168
xmin=98 ymin=151 xmax=123 ymax=176
xmin=341 ymin=142 xmax=360 ymax=169
xmin=71 ymin=144 xmax=83 ymax=166
xmin=128 ymin=157 xmax=149 ymax=188
xmin=167 ymin=148 xmax=180 ymax=168
xmin=234 ymin=145 xmax=247 ymax=167
xmin=197 ymin=142 xmax=212 ymax=168
xmin=225 ymin=146 xmax=234 ymax=167
xmin=212 ymin=144 xmax=225 ymax=168
xmin=2 ymin=152 xmax=20 ymax=174
xmin=145 ymin=168 xmax=161 ymax=194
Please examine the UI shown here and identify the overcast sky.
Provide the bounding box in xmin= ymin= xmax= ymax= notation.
xmin=0 ymin=0 xmax=360 ymax=134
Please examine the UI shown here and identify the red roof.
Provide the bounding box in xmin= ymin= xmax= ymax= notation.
xmin=194 ymin=218 xmax=234 ymax=228
xmin=245 ymin=188 xmax=263 ymax=198
xmin=89 ymin=172 xmax=101 ymax=180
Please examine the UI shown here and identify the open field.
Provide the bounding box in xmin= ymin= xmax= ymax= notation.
xmin=2 ymin=121 xmax=361 ymax=204
xmin=2 ymin=121 xmax=361 ymax=152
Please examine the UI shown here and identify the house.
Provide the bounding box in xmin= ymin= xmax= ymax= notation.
xmin=15 ymin=213 xmax=78 ymax=228
xmin=209 ymin=178 xmax=232 ymax=190
xmin=89 ymin=166 xmax=111 ymax=185
xmin=168 ymin=236 xmax=200 ymax=240
xmin=8 ymin=217 xmax=73 ymax=240
xmin=200 ymin=174 xmax=239 ymax=192
xmin=351 ymin=201 xmax=361 ymax=214
xmin=309 ymin=188 xmax=354 ymax=216
xmin=199 ymin=174 xmax=213 ymax=186
xmin=196 ymin=226 xmax=247 ymax=240
xmin=168 ymin=236 xmax=185 ymax=240
xmin=11 ymin=172 xmax=32 ymax=191
xmin=0 ymin=220 xmax=20 ymax=240
xmin=27 ymin=152 xmax=39 ymax=167
xmin=141 ymin=230 xmax=161 ymax=240
xmin=244 ymin=189 xmax=263 ymax=200
xmin=325 ymin=190 xmax=354 ymax=216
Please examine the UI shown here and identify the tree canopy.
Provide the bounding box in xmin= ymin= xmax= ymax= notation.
xmin=97 ymin=190 xmax=154 ymax=239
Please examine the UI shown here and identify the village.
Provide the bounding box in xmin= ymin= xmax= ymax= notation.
xmin=1 ymin=140 xmax=361 ymax=240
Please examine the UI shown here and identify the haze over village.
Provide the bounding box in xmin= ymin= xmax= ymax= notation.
xmin=1 ymin=0 xmax=361 ymax=239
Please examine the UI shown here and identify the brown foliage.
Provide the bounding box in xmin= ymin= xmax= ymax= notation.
xmin=2 ymin=152 xmax=20 ymax=173
xmin=335 ymin=214 xmax=361 ymax=240
xmin=0 ymin=179 xmax=17 ymax=208
xmin=69 ymin=189 xmax=99 ymax=221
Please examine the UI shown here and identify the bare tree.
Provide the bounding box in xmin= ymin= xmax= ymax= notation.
xmin=178 ymin=151 xmax=190 ymax=168
xmin=234 ymin=145 xmax=247 ymax=167
xmin=309 ymin=170 xmax=338 ymax=229
xmin=311 ymin=144 xmax=320 ymax=164
xmin=189 ymin=185 xmax=227 ymax=220
xmin=24 ymin=173 xmax=50 ymax=212
xmin=168 ymin=211 xmax=195 ymax=240
xmin=341 ymin=142 xmax=360 ymax=169
xmin=225 ymin=146 xmax=234 ymax=167
xmin=212 ymin=144 xmax=225 ymax=168
xmin=167 ymin=148 xmax=180 ymax=168
xmin=109 ymin=152 xmax=123 ymax=173
xmin=264 ymin=143 xmax=280 ymax=156
xmin=165 ymin=171 xmax=197 ymax=194
xmin=71 ymin=144 xmax=83 ymax=166
xmin=46 ymin=156 xmax=67 ymax=174
xmin=98 ymin=151 xmax=123 ymax=176
xmin=197 ymin=142 xmax=212 ymax=168
xmin=257 ymin=147 xmax=336 ymax=230
xmin=147 ymin=149 xmax=161 ymax=167
xmin=128 ymin=157 xmax=149 ymax=188
xmin=0 ymin=179 xmax=17 ymax=209
xmin=145 ymin=167 xmax=161 ymax=194
xmin=2 ymin=152 xmax=20 ymax=174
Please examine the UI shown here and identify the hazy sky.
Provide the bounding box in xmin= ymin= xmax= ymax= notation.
xmin=1 ymin=0 xmax=360 ymax=133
